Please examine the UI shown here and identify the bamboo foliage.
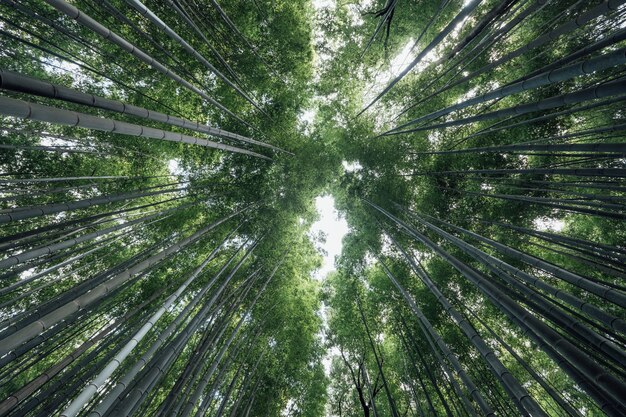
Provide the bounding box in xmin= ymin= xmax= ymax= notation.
xmin=2 ymin=0 xmax=625 ymax=415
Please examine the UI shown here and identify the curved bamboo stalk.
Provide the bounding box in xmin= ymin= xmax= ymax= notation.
xmin=391 ymin=46 xmax=626 ymax=132
xmin=0 ymin=69 xmax=288 ymax=153
xmin=0 ymin=96 xmax=271 ymax=161
xmin=387 ymin=77 xmax=626 ymax=134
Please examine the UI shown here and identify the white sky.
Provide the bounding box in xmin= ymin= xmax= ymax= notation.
xmin=306 ymin=195 xmax=349 ymax=381
xmin=168 ymin=159 xmax=182 ymax=175
xmin=311 ymin=0 xmax=335 ymax=10
xmin=309 ymin=195 xmax=350 ymax=280
xmin=308 ymin=0 xmax=351 ymax=283
xmin=342 ymin=160 xmax=362 ymax=172
xmin=533 ymin=217 xmax=565 ymax=232
xmin=297 ymin=108 xmax=317 ymax=134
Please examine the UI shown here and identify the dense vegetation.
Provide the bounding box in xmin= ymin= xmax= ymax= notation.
xmin=0 ymin=0 xmax=624 ymax=416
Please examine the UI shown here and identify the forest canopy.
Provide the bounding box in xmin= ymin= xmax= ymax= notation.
xmin=0 ymin=0 xmax=625 ymax=416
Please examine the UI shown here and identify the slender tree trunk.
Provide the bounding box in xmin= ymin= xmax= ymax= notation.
xmin=397 ymin=330 xmax=438 ymax=417
xmin=382 ymin=221 xmax=544 ymax=415
xmin=0 ymin=202 xmax=192 ymax=269
xmin=413 ymin=213 xmax=626 ymax=336
xmin=123 ymin=0 xmax=264 ymax=115
xmin=378 ymin=259 xmax=489 ymax=416
xmin=396 ymin=0 xmax=626 ymax=123
xmin=119 ymin=262 xmax=261 ymax=417
xmin=0 ymin=286 xmax=165 ymax=416
xmin=58 ymin=246 xmax=222 ymax=417
xmin=87 ymin=237 xmax=250 ymax=417
xmin=418 ymin=212 xmax=626 ymax=308
xmin=355 ymin=294 xmax=401 ymax=417
xmin=415 ymin=142 xmax=626 ymax=156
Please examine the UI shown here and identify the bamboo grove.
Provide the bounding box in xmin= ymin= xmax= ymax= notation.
xmin=0 ymin=0 xmax=624 ymax=416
